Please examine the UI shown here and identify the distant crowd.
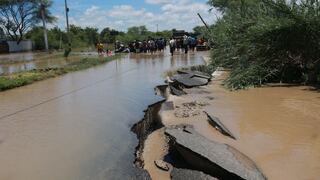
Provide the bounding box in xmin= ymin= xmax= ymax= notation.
xmin=97 ymin=36 xmax=208 ymax=55
xmin=126 ymin=38 xmax=167 ymax=53
xmin=169 ymin=35 xmax=200 ymax=56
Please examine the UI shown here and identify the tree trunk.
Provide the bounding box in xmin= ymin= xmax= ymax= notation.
xmin=41 ymin=5 xmax=49 ymax=51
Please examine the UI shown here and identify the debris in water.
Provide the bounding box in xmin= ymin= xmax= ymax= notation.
xmin=204 ymin=111 xmax=236 ymax=140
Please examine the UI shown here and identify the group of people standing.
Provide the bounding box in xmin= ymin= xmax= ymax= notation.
xmin=169 ymin=35 xmax=197 ymax=56
xmin=127 ymin=38 xmax=167 ymax=53
xmin=111 ymin=35 xmax=205 ymax=55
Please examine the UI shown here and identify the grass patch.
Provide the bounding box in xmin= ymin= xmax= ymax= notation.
xmin=0 ymin=54 xmax=121 ymax=91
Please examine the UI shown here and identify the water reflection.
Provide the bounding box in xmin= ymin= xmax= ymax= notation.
xmin=0 ymin=52 xmax=35 ymax=62
xmin=0 ymin=52 xmax=95 ymax=74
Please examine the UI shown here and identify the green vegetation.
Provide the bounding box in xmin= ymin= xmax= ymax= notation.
xmin=207 ymin=0 xmax=320 ymax=89
xmin=115 ymin=26 xmax=172 ymax=44
xmin=26 ymin=25 xmax=99 ymax=50
xmin=26 ymin=25 xmax=173 ymax=50
xmin=0 ymin=0 xmax=56 ymax=44
xmin=0 ymin=54 xmax=121 ymax=91
xmin=26 ymin=27 xmax=65 ymax=50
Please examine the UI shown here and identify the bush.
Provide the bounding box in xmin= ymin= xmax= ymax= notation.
xmin=208 ymin=0 xmax=320 ymax=89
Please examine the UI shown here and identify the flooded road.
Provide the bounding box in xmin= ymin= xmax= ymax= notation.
xmin=196 ymin=73 xmax=320 ymax=180
xmin=0 ymin=51 xmax=206 ymax=180
xmin=0 ymin=52 xmax=96 ymax=74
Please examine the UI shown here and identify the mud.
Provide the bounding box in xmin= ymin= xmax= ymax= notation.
xmin=131 ymin=99 xmax=166 ymax=167
xmin=174 ymin=101 xmax=208 ymax=118
xmin=141 ymin=68 xmax=320 ymax=180
xmin=204 ymin=111 xmax=236 ymax=140
xmin=202 ymin=73 xmax=320 ymax=180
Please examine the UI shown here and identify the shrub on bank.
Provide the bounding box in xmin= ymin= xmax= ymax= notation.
xmin=208 ymin=0 xmax=320 ymax=89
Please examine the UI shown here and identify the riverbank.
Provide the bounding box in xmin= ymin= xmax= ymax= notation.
xmin=136 ymin=66 xmax=320 ymax=179
xmin=0 ymin=54 xmax=121 ymax=91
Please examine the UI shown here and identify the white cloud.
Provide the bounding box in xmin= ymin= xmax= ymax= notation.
xmin=59 ymin=0 xmax=219 ymax=32
xmin=145 ymin=0 xmax=171 ymax=5
xmin=84 ymin=5 xmax=100 ymax=16
xmin=108 ymin=5 xmax=148 ymax=18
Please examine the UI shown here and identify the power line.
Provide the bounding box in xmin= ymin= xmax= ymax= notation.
xmin=0 ymin=66 xmax=138 ymax=121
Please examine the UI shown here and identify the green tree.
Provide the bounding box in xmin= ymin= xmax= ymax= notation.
xmin=127 ymin=26 xmax=151 ymax=40
xmin=0 ymin=0 xmax=38 ymax=44
xmin=193 ymin=26 xmax=209 ymax=37
xmin=84 ymin=27 xmax=99 ymax=45
xmin=100 ymin=27 xmax=121 ymax=43
xmin=33 ymin=0 xmax=57 ymax=51
xmin=26 ymin=26 xmax=66 ymax=50
xmin=155 ymin=30 xmax=172 ymax=39
xmin=68 ymin=25 xmax=99 ymax=48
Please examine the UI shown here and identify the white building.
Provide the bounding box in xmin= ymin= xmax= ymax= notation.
xmin=6 ymin=40 xmax=33 ymax=53
xmin=0 ymin=40 xmax=33 ymax=54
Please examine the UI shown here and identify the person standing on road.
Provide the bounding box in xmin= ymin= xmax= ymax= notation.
xmin=183 ymin=35 xmax=189 ymax=54
xmin=190 ymin=36 xmax=197 ymax=52
xmin=169 ymin=38 xmax=176 ymax=56
xmin=97 ymin=42 xmax=104 ymax=55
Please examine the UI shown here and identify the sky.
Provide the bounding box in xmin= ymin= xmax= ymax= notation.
xmin=50 ymin=0 xmax=219 ymax=32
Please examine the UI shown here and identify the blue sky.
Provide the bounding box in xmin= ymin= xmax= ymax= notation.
xmin=50 ymin=0 xmax=218 ymax=32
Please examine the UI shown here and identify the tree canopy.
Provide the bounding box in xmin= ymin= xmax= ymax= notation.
xmin=100 ymin=27 xmax=122 ymax=43
xmin=0 ymin=0 xmax=56 ymax=43
xmin=0 ymin=0 xmax=37 ymax=43
xmin=33 ymin=0 xmax=57 ymax=24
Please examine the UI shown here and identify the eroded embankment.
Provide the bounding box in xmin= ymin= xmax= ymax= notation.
xmin=131 ymin=95 xmax=166 ymax=167
xmin=131 ymin=66 xmax=211 ymax=168
xmin=130 ymin=67 xmax=213 ymax=170
xmin=131 ymin=67 xmax=268 ymax=180
xmin=130 ymin=68 xmax=215 ymax=178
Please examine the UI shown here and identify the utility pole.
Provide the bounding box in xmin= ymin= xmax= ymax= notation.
xmin=156 ymin=24 xmax=158 ymax=33
xmin=59 ymin=32 xmax=62 ymax=50
xmin=197 ymin=13 xmax=210 ymax=30
xmin=197 ymin=13 xmax=214 ymax=48
xmin=64 ymin=0 xmax=71 ymax=57
xmin=41 ymin=3 xmax=49 ymax=51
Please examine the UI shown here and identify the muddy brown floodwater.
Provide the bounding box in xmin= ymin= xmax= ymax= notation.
xmin=145 ymin=72 xmax=320 ymax=180
xmin=0 ymin=50 xmax=206 ymax=180
xmin=190 ymin=73 xmax=320 ymax=180
xmin=0 ymin=52 xmax=99 ymax=74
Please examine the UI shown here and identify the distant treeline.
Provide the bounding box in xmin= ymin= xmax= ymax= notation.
xmin=25 ymin=25 xmax=173 ymax=50
xmin=207 ymin=0 xmax=320 ymax=89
